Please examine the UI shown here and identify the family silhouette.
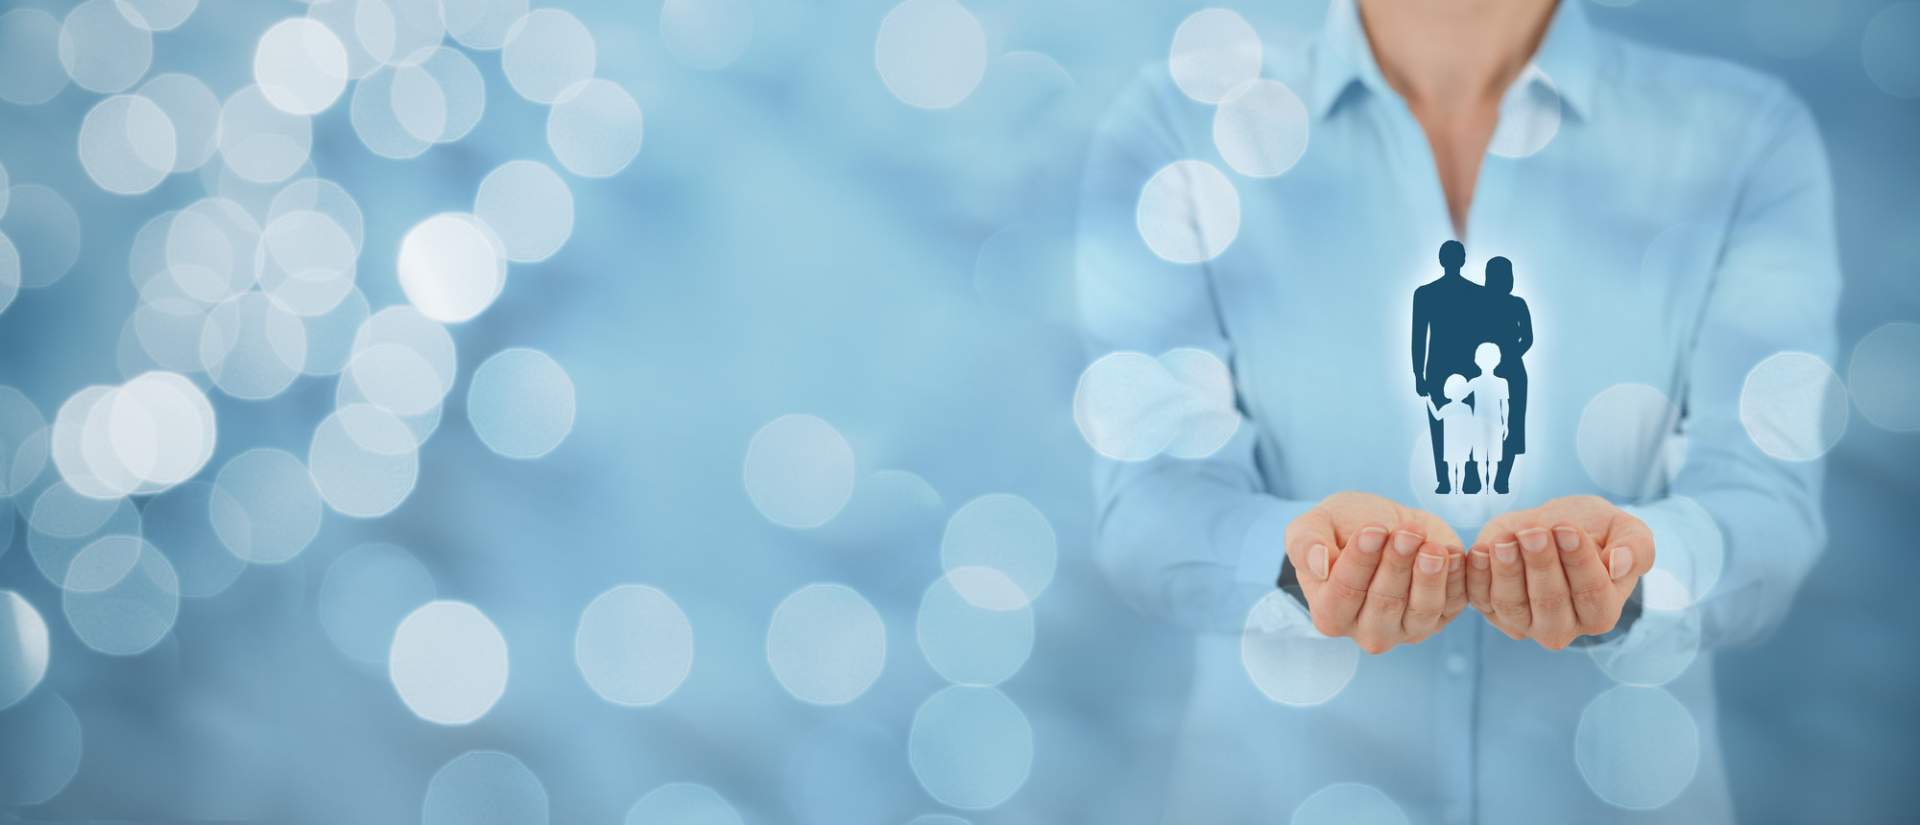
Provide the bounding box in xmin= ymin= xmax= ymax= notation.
xmin=1411 ymin=241 xmax=1532 ymax=495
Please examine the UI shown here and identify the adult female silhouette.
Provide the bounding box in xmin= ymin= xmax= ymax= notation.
xmin=1482 ymin=256 xmax=1531 ymax=493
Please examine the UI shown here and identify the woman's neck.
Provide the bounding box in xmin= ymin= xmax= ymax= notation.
xmin=1355 ymin=0 xmax=1559 ymax=114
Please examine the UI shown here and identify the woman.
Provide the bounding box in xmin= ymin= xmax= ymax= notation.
xmin=1075 ymin=0 xmax=1837 ymax=821
xmin=1483 ymin=255 xmax=1531 ymax=494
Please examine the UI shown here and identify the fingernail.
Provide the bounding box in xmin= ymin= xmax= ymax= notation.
xmin=1518 ymin=529 xmax=1550 ymax=554
xmin=1448 ymin=555 xmax=1464 ymax=573
xmin=1392 ymin=531 xmax=1422 ymax=556
xmin=1494 ymin=541 xmax=1519 ymax=563
xmin=1553 ymin=526 xmax=1581 ymax=553
xmin=1309 ymin=544 xmax=1329 ymax=579
xmin=1470 ymin=550 xmax=1491 ymax=570
xmin=1358 ymin=527 xmax=1387 ymax=555
xmin=1417 ymin=553 xmax=1442 ymax=574
xmin=1608 ymin=546 xmax=1631 ymax=579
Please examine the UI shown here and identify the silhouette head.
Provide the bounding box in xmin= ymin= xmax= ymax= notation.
xmin=1439 ymin=240 xmax=1465 ymax=271
xmin=1486 ymin=256 xmax=1514 ymax=294
xmin=1443 ymin=374 xmax=1468 ymax=401
xmin=1475 ymin=342 xmax=1502 ymax=372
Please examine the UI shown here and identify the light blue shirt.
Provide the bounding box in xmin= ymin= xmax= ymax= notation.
xmin=1076 ymin=1 xmax=1838 ymax=822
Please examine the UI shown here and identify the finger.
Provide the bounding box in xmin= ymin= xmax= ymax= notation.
xmin=1403 ymin=541 xmax=1449 ymax=637
xmin=1556 ymin=525 xmax=1621 ymax=636
xmin=1603 ymin=511 xmax=1657 ymax=593
xmin=1466 ymin=543 xmax=1493 ymax=615
xmin=1355 ymin=529 xmax=1422 ymax=651
xmin=1313 ymin=525 xmax=1386 ymax=637
xmin=1488 ymin=537 xmax=1532 ymax=635
xmin=1284 ymin=507 xmax=1337 ymax=591
xmin=1518 ymin=527 xmax=1576 ymax=649
xmin=1442 ymin=548 xmax=1467 ymax=621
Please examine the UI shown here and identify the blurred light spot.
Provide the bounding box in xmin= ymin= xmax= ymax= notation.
xmin=421 ymin=750 xmax=549 ymax=825
xmin=1213 ymin=78 xmax=1309 ymax=178
xmin=546 ymin=78 xmax=645 ymax=178
xmin=115 ymin=0 xmax=198 ymax=32
xmin=625 ymin=782 xmax=741 ymax=825
xmin=1158 ymin=347 xmax=1241 ymax=458
xmin=27 ymin=483 xmax=141 ymax=586
xmin=441 ymin=0 xmax=528 ymax=50
xmin=575 ymin=584 xmax=693 ymax=707
xmin=133 ymin=286 xmax=213 ymax=373
xmin=743 ymin=414 xmax=855 ymax=529
xmin=1738 ymin=350 xmax=1847 ymax=461
xmin=58 ymin=0 xmax=152 ymax=94
xmin=1574 ymin=685 xmax=1700 ymax=809
xmin=218 ymin=85 xmax=313 ymax=183
xmin=107 ymin=371 xmax=217 ymax=493
xmin=62 ymin=534 xmax=180 ymax=656
xmin=347 ymin=343 xmax=442 ymax=416
xmin=907 ymin=816 xmax=972 ymax=825
xmin=350 ymin=68 xmax=433 ymax=159
xmin=468 ymin=347 xmax=577 ymax=460
xmin=302 ymin=286 xmax=371 ymax=376
xmin=310 ymin=403 xmax=420 ymax=517
xmin=475 ymin=160 xmax=574 ymax=263
xmin=1848 ymin=321 xmax=1920 ymax=431
xmin=0 ymin=386 xmax=50 ymax=497
xmin=166 ymin=196 xmax=259 ymax=303
xmin=210 ymin=448 xmax=322 ymax=564
xmin=398 ymin=212 xmax=507 ymax=323
xmin=1587 ymin=608 xmax=1700 ymax=687
xmin=1136 ymin=159 xmax=1239 ymax=264
xmin=907 ymin=685 xmax=1033 ymax=810
xmin=199 ymin=291 xmax=309 ymax=399
xmin=139 ymin=73 xmax=221 ymax=172
xmin=1638 ymin=495 xmax=1724 ymax=609
xmin=1487 ymin=70 xmax=1561 ymax=158
xmin=1291 ymin=783 xmax=1408 ymax=825
xmin=1168 ymin=8 xmax=1261 ymax=104
xmin=78 ymin=94 xmax=177 ymax=195
xmin=257 ymin=208 xmax=357 ymax=316
xmin=254 ymin=18 xmax=350 ymax=115
xmin=1743 ymin=0 xmax=1841 ymax=58
xmin=661 ymin=0 xmax=753 ymax=71
xmin=0 ymin=185 xmax=83 ymax=289
xmin=1576 ymin=383 xmax=1679 ymax=497
xmin=139 ymin=481 xmax=246 ymax=598
xmin=0 ymin=591 xmax=50 ymax=710
xmin=0 ymin=10 xmax=70 ymax=105
xmin=353 ymin=305 xmax=457 ymax=398
xmin=389 ymin=600 xmax=508 ymax=725
xmin=874 ymin=0 xmax=986 ymax=109
xmin=392 ymin=46 xmax=486 ymax=144
xmin=0 ymin=233 xmax=16 ymax=318
xmin=501 ymin=8 xmax=595 ymax=104
xmin=1863 ymin=2 xmax=1920 ymax=99
xmin=940 ymin=493 xmax=1055 ymax=608
xmin=766 ymin=583 xmax=886 ymax=705
xmin=0 ymin=691 xmax=82 ymax=806
xmin=303 ymin=0 xmax=382 ymax=80
xmin=270 ymin=177 xmax=366 ymax=255
xmin=820 ymin=468 xmax=945 ymax=551
xmin=1241 ymin=590 xmax=1359 ymax=706
xmin=319 ymin=542 xmax=435 ymax=664
xmin=916 ymin=567 xmax=1032 ymax=686
xmin=354 ymin=0 xmax=446 ymax=68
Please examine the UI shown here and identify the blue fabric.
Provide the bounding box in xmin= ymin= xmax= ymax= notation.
xmin=1076 ymin=0 xmax=1839 ymax=821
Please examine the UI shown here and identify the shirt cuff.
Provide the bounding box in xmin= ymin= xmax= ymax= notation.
xmin=1232 ymin=494 xmax=1316 ymax=587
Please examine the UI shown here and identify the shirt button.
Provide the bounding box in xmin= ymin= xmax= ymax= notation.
xmin=1445 ymin=654 xmax=1468 ymax=676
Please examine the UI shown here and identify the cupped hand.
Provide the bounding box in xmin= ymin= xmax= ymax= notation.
xmin=1284 ymin=492 xmax=1467 ymax=654
xmin=1466 ymin=495 xmax=1656 ymax=650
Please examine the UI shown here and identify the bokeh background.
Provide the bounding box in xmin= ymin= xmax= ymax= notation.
xmin=0 ymin=0 xmax=1914 ymax=823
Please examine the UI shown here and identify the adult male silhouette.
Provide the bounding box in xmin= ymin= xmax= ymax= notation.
xmin=1411 ymin=240 xmax=1485 ymax=493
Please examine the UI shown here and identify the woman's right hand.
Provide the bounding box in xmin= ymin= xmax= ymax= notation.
xmin=1283 ymin=492 xmax=1467 ymax=653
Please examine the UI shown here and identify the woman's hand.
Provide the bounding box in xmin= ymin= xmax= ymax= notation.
xmin=1467 ymin=495 xmax=1655 ymax=650
xmin=1284 ymin=492 xmax=1467 ymax=654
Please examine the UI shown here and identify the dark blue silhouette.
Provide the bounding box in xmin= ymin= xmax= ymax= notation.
xmin=1411 ymin=242 xmax=1532 ymax=495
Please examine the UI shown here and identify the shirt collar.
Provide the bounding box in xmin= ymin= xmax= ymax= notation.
xmin=1309 ymin=0 xmax=1599 ymax=121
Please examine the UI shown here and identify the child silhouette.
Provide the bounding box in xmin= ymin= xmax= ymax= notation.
xmin=1426 ymin=374 xmax=1474 ymax=495
xmin=1467 ymin=343 xmax=1511 ymax=494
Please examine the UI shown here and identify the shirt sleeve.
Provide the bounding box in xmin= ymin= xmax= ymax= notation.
xmin=1075 ymin=69 xmax=1320 ymax=634
xmin=1625 ymin=86 xmax=1840 ymax=648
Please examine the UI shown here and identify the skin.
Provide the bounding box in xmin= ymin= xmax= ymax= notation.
xmin=1286 ymin=1 xmax=1657 ymax=651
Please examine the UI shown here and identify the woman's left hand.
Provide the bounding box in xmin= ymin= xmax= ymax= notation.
xmin=1465 ymin=495 xmax=1655 ymax=650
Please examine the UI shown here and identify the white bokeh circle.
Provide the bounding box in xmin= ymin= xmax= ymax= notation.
xmin=575 ymin=584 xmax=694 ymax=707
xmin=389 ymin=600 xmax=509 ymax=725
xmin=1738 ymin=350 xmax=1848 ymax=462
xmin=743 ymin=413 xmax=856 ymax=529
xmin=1241 ymin=590 xmax=1360 ymax=706
xmin=1136 ymin=160 xmax=1240 ymax=264
xmin=1576 ymin=383 xmax=1680 ymax=497
xmin=1848 ymin=321 xmax=1920 ymax=432
xmin=1213 ymin=78 xmax=1309 ymax=178
xmin=874 ymin=0 xmax=987 ymax=110
xmin=467 ymin=347 xmax=576 ymax=460
xmin=397 ymin=212 xmax=506 ymax=323
xmin=1574 ymin=685 xmax=1701 ymax=810
xmin=940 ymin=493 xmax=1056 ymax=609
xmin=907 ymin=685 xmax=1033 ymax=810
xmin=1168 ymin=8 xmax=1261 ymax=104
xmin=766 ymin=583 xmax=886 ymax=706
